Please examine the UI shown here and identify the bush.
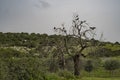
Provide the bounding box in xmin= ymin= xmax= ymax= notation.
xmin=84 ymin=60 xmax=94 ymax=73
xmin=46 ymin=73 xmax=62 ymax=80
xmin=103 ymin=59 xmax=120 ymax=72
xmin=0 ymin=48 xmax=25 ymax=58
xmin=88 ymin=48 xmax=120 ymax=57
xmin=0 ymin=57 xmax=47 ymax=80
xmin=0 ymin=59 xmax=9 ymax=80
xmin=57 ymin=70 xmax=75 ymax=79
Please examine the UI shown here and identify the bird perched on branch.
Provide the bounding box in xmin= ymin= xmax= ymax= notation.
xmin=75 ymin=17 xmax=79 ymax=20
xmin=90 ymin=27 xmax=96 ymax=30
xmin=54 ymin=27 xmax=56 ymax=29
xmin=80 ymin=20 xmax=86 ymax=25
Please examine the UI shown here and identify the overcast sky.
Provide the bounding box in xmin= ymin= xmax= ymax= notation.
xmin=0 ymin=0 xmax=120 ymax=42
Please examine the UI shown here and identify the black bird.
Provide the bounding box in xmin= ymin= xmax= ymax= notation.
xmin=63 ymin=27 xmax=65 ymax=30
xmin=90 ymin=27 xmax=96 ymax=30
xmin=80 ymin=20 xmax=86 ymax=25
xmin=75 ymin=17 xmax=79 ymax=20
xmin=54 ymin=27 xmax=56 ymax=29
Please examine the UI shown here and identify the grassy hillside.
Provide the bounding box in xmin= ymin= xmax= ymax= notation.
xmin=0 ymin=32 xmax=120 ymax=80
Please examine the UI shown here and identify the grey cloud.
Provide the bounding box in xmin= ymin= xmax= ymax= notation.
xmin=34 ymin=0 xmax=50 ymax=8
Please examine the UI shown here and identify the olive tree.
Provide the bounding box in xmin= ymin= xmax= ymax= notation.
xmin=54 ymin=14 xmax=96 ymax=76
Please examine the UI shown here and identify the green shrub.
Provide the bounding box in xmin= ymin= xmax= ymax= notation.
xmin=46 ymin=73 xmax=62 ymax=80
xmin=104 ymin=59 xmax=120 ymax=71
xmin=0 ymin=57 xmax=47 ymax=80
xmin=0 ymin=48 xmax=25 ymax=58
xmin=0 ymin=59 xmax=9 ymax=80
xmin=57 ymin=70 xmax=75 ymax=79
xmin=88 ymin=48 xmax=120 ymax=57
xmin=84 ymin=60 xmax=94 ymax=73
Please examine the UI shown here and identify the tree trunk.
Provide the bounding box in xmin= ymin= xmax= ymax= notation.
xmin=58 ymin=52 xmax=65 ymax=70
xmin=73 ymin=54 xmax=80 ymax=76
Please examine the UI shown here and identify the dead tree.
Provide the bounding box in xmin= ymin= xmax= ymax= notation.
xmin=54 ymin=14 xmax=96 ymax=76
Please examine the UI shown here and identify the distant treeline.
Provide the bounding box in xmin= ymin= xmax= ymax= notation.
xmin=0 ymin=32 xmax=58 ymax=47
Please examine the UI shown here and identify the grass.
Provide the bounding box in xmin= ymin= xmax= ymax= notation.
xmin=80 ymin=77 xmax=120 ymax=80
xmin=81 ymin=68 xmax=120 ymax=78
xmin=45 ymin=69 xmax=120 ymax=80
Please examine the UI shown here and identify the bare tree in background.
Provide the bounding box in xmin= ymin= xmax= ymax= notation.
xmin=54 ymin=14 xmax=96 ymax=76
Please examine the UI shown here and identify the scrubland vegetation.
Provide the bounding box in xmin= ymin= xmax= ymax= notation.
xmin=0 ymin=32 xmax=120 ymax=80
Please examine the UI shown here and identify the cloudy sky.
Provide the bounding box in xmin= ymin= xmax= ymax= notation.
xmin=0 ymin=0 xmax=120 ymax=42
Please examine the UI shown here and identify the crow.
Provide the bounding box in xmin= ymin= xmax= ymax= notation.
xmin=75 ymin=17 xmax=79 ymax=20
xmin=54 ymin=27 xmax=56 ymax=29
xmin=90 ymin=27 xmax=96 ymax=30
